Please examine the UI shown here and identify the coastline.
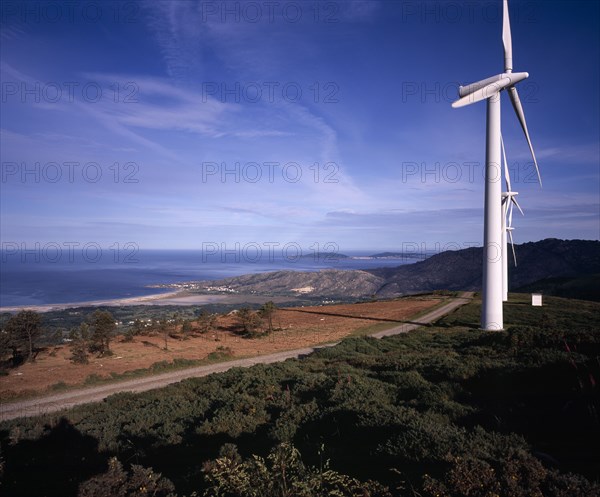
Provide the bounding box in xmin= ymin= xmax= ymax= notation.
xmin=0 ymin=254 xmax=423 ymax=315
xmin=0 ymin=291 xmax=228 ymax=314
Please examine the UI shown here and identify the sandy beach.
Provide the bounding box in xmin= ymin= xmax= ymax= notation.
xmin=0 ymin=291 xmax=228 ymax=314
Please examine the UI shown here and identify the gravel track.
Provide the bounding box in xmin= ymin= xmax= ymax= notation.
xmin=0 ymin=292 xmax=473 ymax=421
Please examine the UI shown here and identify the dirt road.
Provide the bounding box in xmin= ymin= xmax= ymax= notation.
xmin=0 ymin=292 xmax=473 ymax=421
xmin=371 ymin=291 xmax=474 ymax=337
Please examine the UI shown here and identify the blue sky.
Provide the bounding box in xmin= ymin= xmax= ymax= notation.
xmin=1 ymin=0 xmax=598 ymax=253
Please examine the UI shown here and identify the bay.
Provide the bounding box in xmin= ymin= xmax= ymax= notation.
xmin=0 ymin=249 xmax=422 ymax=307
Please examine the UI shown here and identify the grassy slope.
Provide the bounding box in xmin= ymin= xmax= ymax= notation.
xmin=1 ymin=294 xmax=599 ymax=497
xmin=437 ymin=292 xmax=600 ymax=330
xmin=515 ymin=274 xmax=600 ymax=302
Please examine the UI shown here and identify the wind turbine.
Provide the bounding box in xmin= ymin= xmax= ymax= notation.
xmin=501 ymin=136 xmax=524 ymax=302
xmin=452 ymin=0 xmax=541 ymax=330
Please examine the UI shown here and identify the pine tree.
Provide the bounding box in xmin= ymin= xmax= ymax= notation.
xmin=260 ymin=301 xmax=277 ymax=334
xmin=89 ymin=310 xmax=116 ymax=356
xmin=70 ymin=335 xmax=89 ymax=364
xmin=237 ymin=307 xmax=262 ymax=336
xmin=197 ymin=310 xmax=217 ymax=335
xmin=4 ymin=310 xmax=43 ymax=362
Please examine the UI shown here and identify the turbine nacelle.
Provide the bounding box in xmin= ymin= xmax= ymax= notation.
xmin=452 ymin=72 xmax=529 ymax=109
xmin=502 ymin=191 xmax=522 ymax=207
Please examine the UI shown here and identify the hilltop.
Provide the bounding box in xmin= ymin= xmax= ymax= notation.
xmin=172 ymin=239 xmax=600 ymax=301
xmin=371 ymin=238 xmax=600 ymax=297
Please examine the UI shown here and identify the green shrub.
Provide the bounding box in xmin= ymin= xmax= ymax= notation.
xmin=78 ymin=457 xmax=176 ymax=497
xmin=202 ymin=443 xmax=392 ymax=497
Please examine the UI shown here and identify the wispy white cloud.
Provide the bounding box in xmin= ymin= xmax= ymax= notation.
xmin=139 ymin=0 xmax=350 ymax=170
xmin=533 ymin=143 xmax=599 ymax=164
xmin=85 ymin=74 xmax=228 ymax=137
xmin=142 ymin=0 xmax=206 ymax=81
xmin=0 ymin=24 xmax=25 ymax=40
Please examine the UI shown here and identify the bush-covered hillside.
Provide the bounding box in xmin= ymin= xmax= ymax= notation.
xmin=1 ymin=294 xmax=599 ymax=497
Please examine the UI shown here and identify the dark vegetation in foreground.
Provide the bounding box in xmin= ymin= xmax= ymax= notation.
xmin=0 ymin=295 xmax=599 ymax=496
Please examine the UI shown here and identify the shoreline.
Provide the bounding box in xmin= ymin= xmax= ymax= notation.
xmin=0 ymin=290 xmax=228 ymax=314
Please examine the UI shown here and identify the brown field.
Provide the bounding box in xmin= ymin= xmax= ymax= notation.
xmin=0 ymin=296 xmax=447 ymax=400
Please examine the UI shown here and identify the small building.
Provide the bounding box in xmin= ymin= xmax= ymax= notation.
xmin=531 ymin=294 xmax=543 ymax=306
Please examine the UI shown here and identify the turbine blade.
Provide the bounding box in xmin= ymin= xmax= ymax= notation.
xmin=508 ymin=86 xmax=542 ymax=187
xmin=511 ymin=196 xmax=524 ymax=216
xmin=503 ymin=0 xmax=513 ymax=72
xmin=501 ymin=134 xmax=512 ymax=191
xmin=508 ymin=229 xmax=517 ymax=266
xmin=508 ymin=199 xmax=514 ymax=227
xmin=452 ymin=77 xmax=512 ymax=108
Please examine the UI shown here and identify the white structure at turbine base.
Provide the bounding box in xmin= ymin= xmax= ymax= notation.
xmin=452 ymin=0 xmax=541 ymax=331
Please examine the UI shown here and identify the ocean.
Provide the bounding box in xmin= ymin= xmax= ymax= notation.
xmin=0 ymin=249 xmax=421 ymax=307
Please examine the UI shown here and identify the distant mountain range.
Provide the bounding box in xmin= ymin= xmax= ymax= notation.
xmin=369 ymin=238 xmax=600 ymax=298
xmin=185 ymin=239 xmax=600 ymax=301
xmin=298 ymin=252 xmax=427 ymax=260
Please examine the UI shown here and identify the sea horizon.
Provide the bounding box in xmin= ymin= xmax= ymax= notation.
xmin=0 ymin=248 xmax=428 ymax=308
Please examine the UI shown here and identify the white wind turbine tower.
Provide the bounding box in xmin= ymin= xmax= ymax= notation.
xmin=452 ymin=0 xmax=541 ymax=330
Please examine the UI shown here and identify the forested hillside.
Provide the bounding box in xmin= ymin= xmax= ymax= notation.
xmin=369 ymin=238 xmax=600 ymax=297
xmin=1 ymin=294 xmax=599 ymax=497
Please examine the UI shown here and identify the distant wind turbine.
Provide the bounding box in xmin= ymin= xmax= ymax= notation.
xmin=452 ymin=0 xmax=541 ymax=330
xmin=501 ymin=136 xmax=524 ymax=302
